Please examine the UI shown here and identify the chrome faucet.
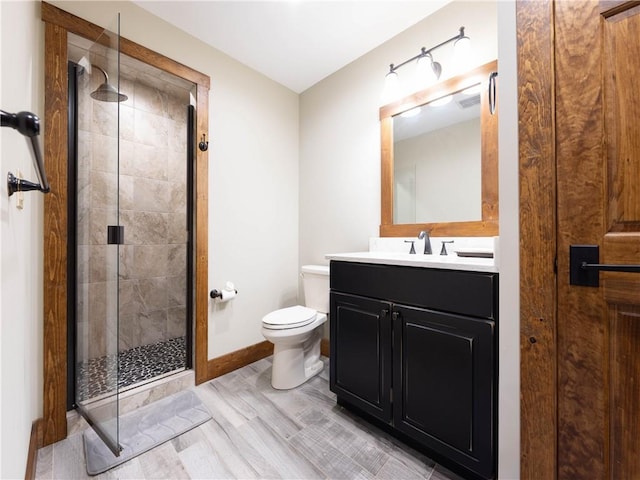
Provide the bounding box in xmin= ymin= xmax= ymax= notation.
xmin=418 ymin=230 xmax=432 ymax=255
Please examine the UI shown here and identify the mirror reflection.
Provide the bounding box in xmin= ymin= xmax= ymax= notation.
xmin=393 ymin=86 xmax=482 ymax=224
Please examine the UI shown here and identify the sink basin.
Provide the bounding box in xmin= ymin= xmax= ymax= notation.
xmin=325 ymin=251 xmax=497 ymax=273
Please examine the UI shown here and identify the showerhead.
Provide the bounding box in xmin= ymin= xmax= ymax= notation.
xmin=90 ymin=64 xmax=128 ymax=102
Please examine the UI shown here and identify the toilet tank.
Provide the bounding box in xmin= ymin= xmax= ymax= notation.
xmin=301 ymin=265 xmax=330 ymax=314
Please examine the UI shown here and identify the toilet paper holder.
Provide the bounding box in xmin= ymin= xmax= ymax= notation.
xmin=210 ymin=281 xmax=238 ymax=301
xmin=210 ymin=288 xmax=238 ymax=299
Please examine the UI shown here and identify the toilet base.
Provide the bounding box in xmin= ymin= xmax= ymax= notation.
xmin=268 ymin=325 xmax=324 ymax=390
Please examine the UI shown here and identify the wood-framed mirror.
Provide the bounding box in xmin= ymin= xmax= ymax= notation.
xmin=380 ymin=60 xmax=498 ymax=237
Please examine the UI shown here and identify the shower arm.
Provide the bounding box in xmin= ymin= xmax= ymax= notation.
xmin=1 ymin=109 xmax=50 ymax=196
xmin=93 ymin=64 xmax=110 ymax=83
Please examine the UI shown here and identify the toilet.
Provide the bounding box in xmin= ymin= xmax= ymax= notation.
xmin=261 ymin=264 xmax=330 ymax=390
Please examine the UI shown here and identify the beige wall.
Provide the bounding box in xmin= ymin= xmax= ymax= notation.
xmin=497 ymin=1 xmax=520 ymax=478
xmin=0 ymin=2 xmax=45 ymax=477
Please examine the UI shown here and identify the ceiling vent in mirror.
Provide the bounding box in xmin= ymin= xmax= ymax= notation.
xmin=458 ymin=94 xmax=481 ymax=109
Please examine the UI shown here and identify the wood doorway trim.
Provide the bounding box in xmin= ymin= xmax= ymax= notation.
xmin=41 ymin=2 xmax=210 ymax=447
xmin=517 ymin=1 xmax=557 ymax=478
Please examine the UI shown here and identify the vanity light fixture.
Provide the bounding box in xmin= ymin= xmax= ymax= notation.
xmin=381 ymin=26 xmax=471 ymax=103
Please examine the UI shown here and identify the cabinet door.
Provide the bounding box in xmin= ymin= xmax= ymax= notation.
xmin=393 ymin=305 xmax=495 ymax=479
xmin=330 ymin=292 xmax=392 ymax=423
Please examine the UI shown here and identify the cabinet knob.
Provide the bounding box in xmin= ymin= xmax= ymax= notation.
xmin=381 ymin=309 xmax=389 ymax=317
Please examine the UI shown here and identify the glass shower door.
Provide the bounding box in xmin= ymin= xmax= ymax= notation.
xmin=74 ymin=14 xmax=123 ymax=456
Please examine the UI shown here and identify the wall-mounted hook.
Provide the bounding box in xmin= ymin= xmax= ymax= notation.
xmin=199 ymin=133 xmax=209 ymax=151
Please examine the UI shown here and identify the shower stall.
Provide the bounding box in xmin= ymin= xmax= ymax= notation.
xmin=66 ymin=17 xmax=196 ymax=454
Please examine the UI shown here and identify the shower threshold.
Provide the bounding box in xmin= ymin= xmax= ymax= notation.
xmin=76 ymin=336 xmax=187 ymax=402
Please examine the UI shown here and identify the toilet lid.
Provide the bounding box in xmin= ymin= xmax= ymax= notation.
xmin=262 ymin=305 xmax=317 ymax=329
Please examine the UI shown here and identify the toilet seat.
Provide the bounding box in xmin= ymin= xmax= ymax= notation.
xmin=262 ymin=305 xmax=317 ymax=330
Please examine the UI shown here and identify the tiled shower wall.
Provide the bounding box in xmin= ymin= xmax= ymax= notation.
xmin=76 ymin=63 xmax=192 ymax=362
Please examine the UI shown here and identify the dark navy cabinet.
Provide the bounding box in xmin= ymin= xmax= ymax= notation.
xmin=329 ymin=260 xmax=498 ymax=480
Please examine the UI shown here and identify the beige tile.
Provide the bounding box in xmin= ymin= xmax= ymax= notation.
xmin=167 ymin=212 xmax=187 ymax=244
xmin=118 ymin=245 xmax=135 ymax=280
xmin=134 ymin=81 xmax=167 ymax=116
xmin=90 ymin=170 xmax=118 ymax=209
xmin=166 ymin=88 xmax=190 ymax=122
xmin=76 ymin=202 xmax=90 ymax=246
xmin=168 ymin=118 xmax=187 ymax=154
xmin=119 ymin=174 xmax=134 ymax=211
xmin=138 ymin=277 xmax=169 ymax=312
xmin=77 ymin=130 xmax=92 ymax=176
xmin=119 ymin=279 xmax=144 ymax=316
xmin=89 ymin=207 xmax=117 ymax=245
xmin=120 ymin=103 xmax=135 ymax=142
xmin=91 ymin=100 xmax=118 ymax=137
xmin=139 ymin=310 xmax=167 ymax=345
xmin=91 ymin=134 xmax=118 ymax=173
xmin=169 ymin=182 xmax=186 ymax=213
xmin=133 ymin=177 xmax=170 ymax=213
xmin=77 ymin=74 xmax=93 ymax=133
xmin=87 ymin=282 xmax=108 ymax=359
xmin=167 ymin=149 xmax=186 ymax=183
xmin=120 ymin=210 xmax=168 ymax=245
xmin=133 ymin=244 xmax=169 ymax=279
xmin=167 ymin=244 xmax=187 ymax=277
xmin=121 ymin=143 xmax=168 ymax=181
xmin=167 ymin=306 xmax=187 ymax=339
xmin=119 ymin=311 xmax=141 ymax=350
xmin=166 ymin=275 xmax=187 ymax=308
xmin=88 ymin=244 xmax=112 ymax=283
xmin=134 ymin=109 xmax=168 ymax=147
xmin=77 ymin=245 xmax=89 ymax=284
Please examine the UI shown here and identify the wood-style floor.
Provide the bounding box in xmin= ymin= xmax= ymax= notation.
xmin=35 ymin=357 xmax=462 ymax=479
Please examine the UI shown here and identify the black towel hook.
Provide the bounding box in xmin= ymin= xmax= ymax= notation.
xmin=199 ymin=133 xmax=209 ymax=152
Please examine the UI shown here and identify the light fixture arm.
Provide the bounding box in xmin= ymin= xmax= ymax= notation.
xmin=387 ymin=26 xmax=467 ymax=74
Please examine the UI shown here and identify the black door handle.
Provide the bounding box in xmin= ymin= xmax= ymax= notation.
xmin=580 ymin=262 xmax=640 ymax=273
xmin=570 ymin=245 xmax=640 ymax=287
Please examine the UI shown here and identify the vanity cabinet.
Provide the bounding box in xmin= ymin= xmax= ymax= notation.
xmin=329 ymin=260 xmax=498 ymax=480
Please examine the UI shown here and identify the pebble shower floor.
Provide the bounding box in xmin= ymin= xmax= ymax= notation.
xmin=76 ymin=336 xmax=186 ymax=401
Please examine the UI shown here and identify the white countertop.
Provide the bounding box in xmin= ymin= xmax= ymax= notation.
xmin=325 ymin=251 xmax=498 ymax=273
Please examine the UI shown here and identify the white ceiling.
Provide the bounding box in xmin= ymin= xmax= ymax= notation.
xmin=134 ymin=1 xmax=450 ymax=93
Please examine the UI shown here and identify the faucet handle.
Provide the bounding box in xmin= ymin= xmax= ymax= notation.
xmin=440 ymin=240 xmax=455 ymax=256
xmin=404 ymin=240 xmax=416 ymax=254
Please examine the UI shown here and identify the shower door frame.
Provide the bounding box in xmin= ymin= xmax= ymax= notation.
xmin=41 ymin=2 xmax=211 ymax=447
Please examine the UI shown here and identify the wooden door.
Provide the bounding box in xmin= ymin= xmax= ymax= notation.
xmin=556 ymin=1 xmax=640 ymax=477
